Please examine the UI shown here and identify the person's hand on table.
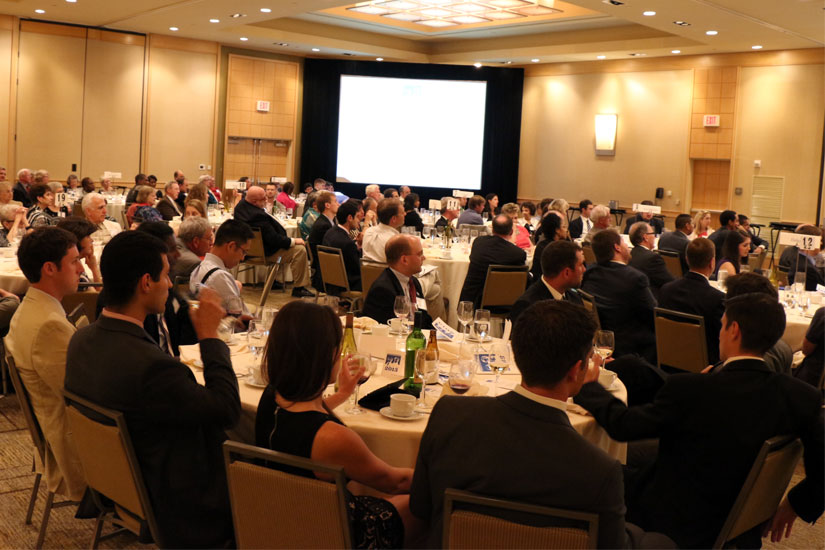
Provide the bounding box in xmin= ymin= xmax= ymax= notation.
xmin=293 ymin=238 xmax=306 ymax=247
xmin=0 ymin=288 xmax=19 ymax=301
xmin=190 ymin=287 xmax=226 ymax=341
xmin=764 ymin=497 xmax=797 ymax=543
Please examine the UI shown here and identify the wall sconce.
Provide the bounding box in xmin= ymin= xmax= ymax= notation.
xmin=595 ymin=113 xmax=617 ymax=156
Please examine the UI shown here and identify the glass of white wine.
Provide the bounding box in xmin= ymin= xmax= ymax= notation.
xmin=488 ymin=341 xmax=509 ymax=397
xmin=594 ymin=330 xmax=615 ymax=364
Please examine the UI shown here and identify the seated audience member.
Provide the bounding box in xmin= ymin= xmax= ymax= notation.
xmin=185 ymin=182 xmax=209 ymax=207
xmin=628 ymin=221 xmax=674 ymax=300
xmin=362 ymin=234 xmax=432 ymax=328
xmin=99 ymin=177 xmax=113 ymax=193
xmin=255 ymin=301 xmax=416 ymax=548
xmin=511 ymin=241 xmax=584 ymax=323
xmin=547 ymin=198 xmax=569 ymax=221
xmin=537 ymin=197 xmax=553 ymax=217
xmin=412 ymin=301 xmax=636 ymax=549
xmin=263 ymin=183 xmax=278 ymax=214
xmin=582 ymin=204 xmax=611 ymax=243
xmin=795 ymin=305 xmax=824 ymax=387
xmin=582 ymin=229 xmax=657 ymax=363
xmin=362 ymin=196 xmax=378 ymax=229
xmin=206 ymin=175 xmax=221 ymax=202
xmin=383 ymin=187 xmax=399 ymax=199
xmin=137 ymin=221 xmax=197 ymax=357
xmin=156 ymin=181 xmax=184 ymax=220
xmin=574 ymin=293 xmax=824 ymax=549
xmin=519 ymin=200 xmax=538 ymax=233
xmin=27 ymin=183 xmax=61 ymax=227
xmin=657 ymin=213 xmax=693 ymax=274
xmin=276 ymin=181 xmax=297 ymax=212
xmin=33 ymin=169 xmax=50 ymax=186
xmin=483 ymin=193 xmax=499 ymax=218
xmin=434 ymin=197 xmax=458 ymax=229
xmin=708 ymin=209 xmax=739 ymax=262
xmin=530 ymin=212 xmax=565 ymax=281
xmin=738 ymin=214 xmax=767 ymax=253
xmin=79 ymin=176 xmax=96 ymax=197
xmin=173 ymin=171 xmax=188 ymax=208
xmin=172 ymin=216 xmax=213 ymax=280
xmin=456 ymin=195 xmax=485 ymax=226
xmin=65 ymin=175 xmax=80 ymax=199
xmin=126 ymin=185 xmax=161 ymax=226
xmin=500 ymin=202 xmax=532 ymax=249
xmin=321 ymin=200 xmax=363 ymax=292
xmin=365 ymin=184 xmax=382 ymax=202
xmin=0 ymin=180 xmax=23 ymax=208
xmin=568 ymin=199 xmax=593 ymax=239
xmin=65 ymin=232 xmax=240 ymax=548
xmin=308 ymin=191 xmax=339 ymax=289
xmin=190 ymin=219 xmax=254 ymax=318
xmin=14 ymin=168 xmax=33 ymax=207
xmin=0 ymin=203 xmax=25 ymax=246
xmin=713 ymin=229 xmax=750 ymax=280
xmin=779 ymin=224 xmax=825 ymax=291
xmin=623 ymin=201 xmax=664 ymax=235
xmin=7 ymin=227 xmax=86 ymax=502
xmin=233 ymin=186 xmax=313 ymax=297
xmin=47 ymin=181 xmax=71 ymax=217
xmin=362 ymin=197 xmax=404 ymax=263
xmin=403 ymin=193 xmax=423 ymax=233
xmin=125 ymin=173 xmax=148 ymax=204
xmin=82 ymin=192 xmax=121 ymax=244
xmin=56 ymin=218 xmax=101 ymax=285
xmin=197 ymin=175 xmax=219 ymax=205
xmin=690 ymin=209 xmax=714 ymax=240
xmin=459 ymin=215 xmax=526 ymax=309
xmin=659 ymin=238 xmax=725 ymax=364
xmin=399 ymin=185 xmax=411 ymax=199
xmin=298 ymin=191 xmax=320 ymax=239
xmin=184 ymin=198 xmax=207 ymax=219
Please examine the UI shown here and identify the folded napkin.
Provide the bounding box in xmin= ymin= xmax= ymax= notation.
xmin=357 ymin=378 xmax=417 ymax=411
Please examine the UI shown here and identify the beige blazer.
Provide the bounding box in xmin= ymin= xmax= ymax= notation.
xmin=6 ymin=287 xmax=86 ymax=500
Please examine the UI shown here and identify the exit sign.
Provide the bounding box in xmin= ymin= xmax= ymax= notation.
xmin=256 ymin=100 xmax=270 ymax=112
xmin=703 ymin=114 xmax=720 ymax=127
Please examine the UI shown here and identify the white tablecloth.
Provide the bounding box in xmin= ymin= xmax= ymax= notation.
xmin=106 ymin=201 xmax=127 ymax=228
xmin=0 ymin=247 xmax=102 ymax=295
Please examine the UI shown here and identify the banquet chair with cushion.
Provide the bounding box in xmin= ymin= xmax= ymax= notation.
xmin=63 ymin=389 xmax=165 ymax=549
xmin=223 ymin=440 xmax=352 ymax=549
xmin=581 ymin=244 xmax=596 ymax=266
xmin=6 ymin=356 xmax=76 ymax=549
xmin=577 ymin=290 xmax=601 ymax=330
xmin=61 ymin=292 xmax=99 ymax=323
xmin=238 ymin=227 xmax=284 ymax=291
xmin=655 ymin=249 xmax=684 ymax=278
xmin=317 ymin=245 xmax=363 ymax=311
xmin=66 ymin=303 xmax=89 ymax=328
xmin=360 ymin=260 xmax=388 ymax=296
xmin=442 ymin=488 xmax=598 ymax=549
xmin=713 ymin=435 xmax=802 ymax=549
xmin=747 ymin=249 xmax=767 ymax=273
xmin=654 ymin=308 xmax=707 ymax=374
xmin=479 ymin=265 xmax=529 ymax=317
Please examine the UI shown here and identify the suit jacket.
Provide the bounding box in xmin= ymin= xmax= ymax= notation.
xmin=143 ymin=290 xmax=198 ymax=358
xmin=156 ymin=195 xmax=183 ymax=220
xmin=623 ymin=214 xmax=664 ymax=235
xmin=656 ymin=230 xmax=689 ymax=274
xmin=233 ymin=199 xmax=292 ymax=257
xmin=404 ymin=210 xmax=424 ymax=233
xmin=321 ymin=225 xmax=362 ymax=291
xmin=575 ymin=359 xmax=824 ymax=548
xmin=568 ymin=215 xmax=589 ymax=239
xmin=529 ymin=238 xmax=550 ymax=281
xmin=582 ymin=262 xmax=657 ymax=362
xmin=510 ymin=280 xmax=582 ymax=324
xmin=658 ymin=271 xmax=725 ymax=364
xmin=708 ymin=228 xmax=732 ymax=262
xmin=459 ymin=235 xmax=527 ymax=308
xmin=6 ymin=288 xmax=86 ymax=500
xmin=629 ymin=245 xmax=674 ymax=300
xmin=779 ymin=247 xmax=825 ymax=291
xmin=13 ymin=181 xmax=32 ymax=208
xmin=456 ymin=209 xmax=484 ymax=226
xmin=308 ymin=214 xmax=335 ymax=289
xmin=65 ymin=315 xmax=240 ymax=548
xmin=362 ymin=268 xmax=432 ymax=328
xmin=410 ymin=392 xmax=627 ymax=549
xmin=171 ymin=238 xmax=202 ymax=281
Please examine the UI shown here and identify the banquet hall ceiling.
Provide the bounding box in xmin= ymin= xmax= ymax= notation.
xmin=1 ymin=0 xmax=822 ymax=65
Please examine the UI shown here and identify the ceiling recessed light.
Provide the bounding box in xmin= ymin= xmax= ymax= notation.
xmin=671 ymin=50 xmax=681 ymax=54
xmin=276 ymin=42 xmax=288 ymax=46
xmin=531 ymin=58 xmax=540 ymax=63
xmin=169 ymin=26 xmax=179 ymax=31
xmin=752 ymin=45 xmax=763 ymax=50
xmin=229 ymin=13 xmax=245 ymax=18
xmin=260 ymin=8 xmax=271 ymax=13
xmin=65 ymin=0 xmax=76 ymax=3
xmin=597 ymin=55 xmax=606 ymax=59
xmin=643 ymin=10 xmax=656 ymax=16
xmin=312 ymin=48 xmax=320 ymax=52
xmin=376 ymin=57 xmax=383 ymax=61
xmin=239 ymin=37 xmax=248 ymax=41
xmin=673 ymin=20 xmax=691 ymax=26
xmin=473 ymin=62 xmax=482 ymax=68
xmin=629 ymin=52 xmax=647 ymax=56
xmin=504 ymin=61 xmax=512 ymax=64
xmin=35 ymin=9 xmax=45 ymax=13
xmin=209 ymin=18 xmax=220 ymax=23
xmin=706 ymin=30 xmax=718 ymax=35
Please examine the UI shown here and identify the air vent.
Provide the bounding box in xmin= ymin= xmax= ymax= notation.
xmin=751 ymin=176 xmax=784 ymax=226
xmin=673 ymin=20 xmax=691 ymax=26
xmin=629 ymin=53 xmax=647 ymax=57
xmin=602 ymin=0 xmax=624 ymax=5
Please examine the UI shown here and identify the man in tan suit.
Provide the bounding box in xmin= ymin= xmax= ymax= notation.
xmin=6 ymin=226 xmax=87 ymax=501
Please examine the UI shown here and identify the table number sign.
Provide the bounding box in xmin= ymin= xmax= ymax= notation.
xmin=432 ymin=318 xmax=458 ymax=341
xmin=55 ymin=192 xmax=68 ymax=207
xmin=452 ymin=190 xmax=474 ymax=199
xmin=383 ymin=353 xmax=402 ymax=376
xmin=778 ymin=232 xmax=821 ymax=251
xmin=632 ymin=203 xmax=662 ymax=214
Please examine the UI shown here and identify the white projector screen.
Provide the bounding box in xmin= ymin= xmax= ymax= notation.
xmin=336 ymin=75 xmax=487 ymax=190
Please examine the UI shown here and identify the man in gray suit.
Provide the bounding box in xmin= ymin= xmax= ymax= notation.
xmin=171 ymin=216 xmax=213 ymax=281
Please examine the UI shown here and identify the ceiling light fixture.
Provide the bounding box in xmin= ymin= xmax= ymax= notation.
xmin=531 ymin=58 xmax=540 ymax=63
xmin=169 ymin=26 xmax=179 ymax=31
xmin=65 ymin=0 xmax=77 ymax=3
xmin=260 ymin=8 xmax=272 ymax=13
xmin=376 ymin=57 xmax=384 ymax=61
xmin=240 ymin=37 xmax=249 ymax=41
xmin=705 ymin=30 xmax=718 ymax=35
xmin=673 ymin=20 xmax=691 ymax=26
xmin=643 ymin=11 xmax=655 ymax=16
xmin=276 ymin=42 xmax=288 ymax=46
xmin=752 ymin=45 xmax=762 ymax=49
xmin=229 ymin=13 xmax=245 ymax=18
xmin=312 ymin=48 xmax=320 ymax=52
xmin=35 ymin=9 xmax=45 ymax=13
xmin=209 ymin=18 xmax=220 ymax=23
xmin=473 ymin=62 xmax=482 ymax=68
xmin=597 ymin=55 xmax=606 ymax=59
xmin=671 ymin=50 xmax=681 ymax=54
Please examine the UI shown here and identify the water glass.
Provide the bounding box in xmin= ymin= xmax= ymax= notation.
xmin=247 ymin=320 xmax=266 ymax=359
xmin=473 ymin=309 xmax=491 ymax=341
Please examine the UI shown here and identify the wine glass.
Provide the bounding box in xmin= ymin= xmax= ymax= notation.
xmin=473 ymin=309 xmax=491 ymax=342
xmin=393 ymin=296 xmax=410 ymax=334
xmin=449 ymin=360 xmax=475 ymax=395
xmin=247 ymin=319 xmax=266 ymax=359
xmin=488 ymin=342 xmax=509 ymax=397
xmin=594 ymin=330 xmax=615 ymax=364
xmin=346 ymin=353 xmax=374 ymax=415
xmin=422 ymin=226 xmax=431 ymax=241
xmin=457 ymin=301 xmax=473 ymax=337
xmin=414 ymin=349 xmax=434 ymax=411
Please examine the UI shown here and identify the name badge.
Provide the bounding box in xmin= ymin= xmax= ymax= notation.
xmin=383 ymin=353 xmax=403 ymax=376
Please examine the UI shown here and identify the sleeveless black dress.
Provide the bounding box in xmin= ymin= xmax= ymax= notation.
xmin=255 ymin=386 xmax=404 ymax=549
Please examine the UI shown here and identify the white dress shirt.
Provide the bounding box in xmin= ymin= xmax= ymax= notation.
xmin=362 ymin=223 xmax=399 ymax=263
xmin=189 ymin=253 xmax=249 ymax=315
xmin=513 ymin=384 xmax=568 ymax=412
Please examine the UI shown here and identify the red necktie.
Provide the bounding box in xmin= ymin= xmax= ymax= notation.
xmin=408 ymin=278 xmax=417 ymax=311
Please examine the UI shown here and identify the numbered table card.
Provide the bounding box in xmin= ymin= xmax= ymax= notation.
xmin=432 ymin=317 xmax=458 ymax=341
xmin=383 ymin=353 xmax=403 ymax=376
xmin=778 ymin=232 xmax=821 ymax=251
xmin=55 ymin=192 xmax=68 ymax=208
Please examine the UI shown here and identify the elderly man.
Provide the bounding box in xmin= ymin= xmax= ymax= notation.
xmin=623 ymin=200 xmax=664 ymax=235
xmin=365 ymin=184 xmax=382 ymax=201
xmin=157 ymin=181 xmax=184 ymax=220
xmin=232 ymin=186 xmax=313 ymax=297
xmin=456 ymin=195 xmax=485 ymax=226
xmin=628 ymin=221 xmax=674 ymax=300
xmin=510 ymin=240 xmax=585 ymax=323
xmin=0 ymin=203 xmax=25 ymax=246
xmin=434 ymin=196 xmax=459 ymax=229
xmin=583 ymin=204 xmax=611 ymax=243
xmin=13 ymin=168 xmax=33 ymax=208
xmin=82 ymin=192 xmax=122 ymax=244
xmin=172 ymin=216 xmax=213 ymax=280
xmin=198 ymin=174 xmax=219 ymax=204
xmin=399 ymin=185 xmax=411 ymax=199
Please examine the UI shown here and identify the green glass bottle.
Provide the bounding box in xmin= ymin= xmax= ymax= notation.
xmin=403 ymin=311 xmax=425 ymax=395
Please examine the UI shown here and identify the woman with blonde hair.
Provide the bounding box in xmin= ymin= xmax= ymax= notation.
xmin=0 ymin=181 xmax=21 ymax=208
xmin=691 ymin=210 xmax=714 ymax=240
xmin=184 ymin=198 xmax=207 ymax=218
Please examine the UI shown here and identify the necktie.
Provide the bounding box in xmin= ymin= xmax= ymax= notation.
xmin=158 ymin=314 xmax=174 ymax=357
xmin=585 ymin=219 xmax=591 ymax=233
xmin=408 ymin=278 xmax=418 ymax=311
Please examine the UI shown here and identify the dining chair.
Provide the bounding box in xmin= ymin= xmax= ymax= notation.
xmin=479 ymin=265 xmax=529 ymax=316
xmin=655 ymin=249 xmax=684 ymax=278
xmin=223 ymin=440 xmax=352 ymax=549
xmin=317 ymin=245 xmax=363 ymax=311
xmin=61 ymin=292 xmax=99 ymax=323
xmin=746 ymin=248 xmax=766 ymax=273
xmin=360 ymin=260 xmax=388 ymax=296
xmin=443 ymin=488 xmax=598 ymax=549
xmin=581 ymin=244 xmax=596 ymax=266
xmin=66 ymin=303 xmax=89 ymax=328
xmin=654 ymin=308 xmax=708 ymax=373
xmin=238 ymin=227 xmax=284 ymax=291
xmin=577 ymin=290 xmax=601 ymax=330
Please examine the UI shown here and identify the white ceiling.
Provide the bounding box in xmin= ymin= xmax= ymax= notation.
xmin=1 ymin=0 xmax=822 ymax=65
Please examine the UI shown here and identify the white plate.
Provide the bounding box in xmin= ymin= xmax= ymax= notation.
xmin=244 ymin=380 xmax=267 ymax=389
xmin=379 ymin=407 xmax=426 ymax=421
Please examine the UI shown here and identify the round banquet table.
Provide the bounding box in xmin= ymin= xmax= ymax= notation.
xmin=0 ymin=247 xmax=102 ymax=295
xmin=105 ymin=199 xmax=127 ymax=228
xmin=181 ymin=328 xmax=628 ymax=468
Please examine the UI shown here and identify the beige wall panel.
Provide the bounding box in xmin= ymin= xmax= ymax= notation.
xmin=519 ymin=70 xmax=693 ymax=210
xmin=81 ymin=37 xmax=144 ymax=182
xmin=732 ymin=64 xmax=824 ymax=224
xmin=16 ymin=27 xmax=85 ymax=177
xmin=146 ymin=45 xmax=216 ymax=180
xmin=0 ymin=27 xmax=12 ymax=170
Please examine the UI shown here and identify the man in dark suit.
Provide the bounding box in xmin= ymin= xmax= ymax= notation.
xmin=510 ymin=240 xmax=584 ymax=323
xmin=156 ymin=181 xmax=183 ymax=220
xmin=233 ymin=186 xmax=313 ymax=297
xmin=628 ymin=221 xmax=674 ymax=300
xmin=656 ymin=213 xmax=693 ymax=274
xmin=172 ymin=170 xmax=187 ymax=210
xmin=308 ymin=191 xmax=338 ymax=290
xmin=13 ymin=168 xmax=33 ymax=208
xmin=622 ymin=201 xmax=664 ymax=235
xmin=779 ymin=224 xmax=825 ymax=291
xmin=738 ymin=214 xmax=768 ymax=253
xmin=459 ymin=215 xmax=526 ymax=308
xmin=321 ymin=199 xmax=362 ymax=292
xmin=708 ymin=209 xmax=739 ymax=263
xmin=582 ymin=229 xmax=657 ymax=363
xmin=434 ymin=196 xmax=459 ymax=229
xmin=65 ymin=231 xmax=240 ymax=548
xmin=568 ymin=199 xmax=593 ymax=239
xmin=575 ymin=293 xmax=824 ymax=549
xmin=362 ymin=234 xmax=432 ymax=328
xmin=659 ymin=237 xmax=725 ymax=364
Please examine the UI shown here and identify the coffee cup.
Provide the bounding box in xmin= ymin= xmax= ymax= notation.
xmin=390 ymin=393 xmax=416 ymax=417
xmin=388 ymin=318 xmax=403 ymax=335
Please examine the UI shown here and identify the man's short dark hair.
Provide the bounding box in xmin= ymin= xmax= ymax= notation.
xmin=719 ymin=210 xmax=737 ymax=227
xmin=723 ymin=293 xmax=784 ymax=355
xmin=137 ymin=220 xmax=175 ymax=248
xmin=512 ymin=300 xmax=596 ymax=387
xmin=491 ymin=214 xmax=513 ymax=236
xmin=629 ymin=222 xmax=649 ymax=246
xmin=135 ymin=173 xmax=147 ymax=184
xmin=403 ymin=193 xmax=419 ymax=211
xmin=56 ymin=217 xmax=97 ymax=243
xmin=17 ymin=227 xmax=77 ymax=283
xmin=675 ymin=214 xmax=692 ymax=230
xmin=591 ymin=229 xmax=621 ymax=264
xmin=579 ymin=199 xmax=593 ymax=211
xmin=377 ymin=198 xmax=401 ymax=225
xmin=383 ymin=188 xmax=398 ymax=198
xmin=336 ymin=199 xmax=361 ymax=225
xmin=385 ymin=235 xmax=413 ymax=264
xmin=737 ymin=214 xmax=749 ymax=225
xmin=100 ymin=231 xmax=168 ymax=307
xmin=214 ymin=219 xmax=254 ymax=247
xmin=725 ymin=272 xmax=778 ymax=300
xmin=468 ymin=195 xmax=485 ymax=210
xmin=29 ymin=182 xmax=50 ymax=203
xmin=686 ymin=238 xmax=715 ymax=270
xmin=542 ymin=241 xmax=581 ymax=279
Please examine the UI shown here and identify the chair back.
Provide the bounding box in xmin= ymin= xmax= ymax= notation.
xmin=656 ymin=249 xmax=683 ymax=278
xmin=223 ymin=441 xmax=352 ymax=549
xmin=775 ymin=265 xmax=789 ymax=286
xmin=713 ymin=436 xmax=803 ymax=548
xmin=247 ymin=228 xmax=267 ymax=259
xmin=457 ymin=224 xmax=489 ymax=235
xmin=61 ymin=292 xmax=99 ymax=323
xmin=360 ymin=260 xmax=387 ymax=295
xmin=747 ymin=249 xmax=766 ymax=272
xmin=654 ymin=308 xmax=708 ymax=373
xmin=317 ymin=245 xmax=351 ymax=293
xmin=480 ymin=265 xmax=529 ymax=310
xmin=577 ymin=290 xmax=601 ymax=330
xmin=443 ymin=488 xmax=598 ymax=549
xmin=66 ymin=303 xmax=89 ymax=328
xmin=73 ymin=200 xmax=85 ymax=220
xmin=581 ymin=244 xmax=596 ymax=265
xmin=62 ymin=390 xmax=164 ymax=546
xmin=5 ymin=355 xmax=47 ymax=463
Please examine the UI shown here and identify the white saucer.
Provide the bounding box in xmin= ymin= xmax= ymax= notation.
xmin=244 ymin=380 xmax=267 ymax=389
xmin=379 ymin=407 xmax=426 ymax=421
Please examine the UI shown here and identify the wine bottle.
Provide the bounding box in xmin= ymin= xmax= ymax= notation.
xmin=403 ymin=311 xmax=425 ymax=395
xmin=337 ymin=313 xmax=357 ymax=392
xmin=424 ymin=329 xmax=439 ymax=383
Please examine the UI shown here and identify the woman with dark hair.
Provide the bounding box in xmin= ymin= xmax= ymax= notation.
xmin=530 ymin=213 xmax=565 ymax=281
xmin=403 ymin=193 xmax=423 ymax=233
xmin=255 ymin=302 xmax=415 ymax=548
xmin=26 ymin=183 xmax=61 ymax=228
xmin=277 ymin=181 xmax=297 ymax=211
xmin=56 ymin=217 xmax=101 ymax=285
xmin=299 ymin=191 xmax=319 ymax=240
xmin=520 ymin=201 xmax=538 ymax=233
xmin=483 ymin=193 xmax=500 ymax=218
xmin=714 ymin=230 xmax=750 ymax=280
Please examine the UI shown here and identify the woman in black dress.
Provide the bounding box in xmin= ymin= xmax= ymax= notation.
xmin=403 ymin=193 xmax=423 ymax=233
xmin=255 ymin=301 xmax=417 ymax=548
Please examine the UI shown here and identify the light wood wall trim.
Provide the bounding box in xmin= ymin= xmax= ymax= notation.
xmin=87 ymin=29 xmax=145 ymax=47
xmin=20 ymin=20 xmax=86 ymax=39
xmin=211 ymin=47 xmax=221 ymax=178
xmin=142 ymin=34 xmax=154 ymax=172
xmin=524 ymin=48 xmax=825 ymax=77
xmin=0 ymin=14 xmax=13 ymax=31
xmin=6 ymin=16 xmax=18 ymax=174
xmin=149 ymin=33 xmax=218 ymax=55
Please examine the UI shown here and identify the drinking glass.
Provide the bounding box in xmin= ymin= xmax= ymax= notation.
xmin=488 ymin=341 xmax=509 ymax=397
xmin=345 ymin=353 xmax=374 ymax=415
xmin=422 ymin=226 xmax=431 ymax=240
xmin=792 ymin=271 xmax=806 ymax=297
xmin=457 ymin=301 xmax=474 ymax=337
xmin=392 ymin=296 xmax=410 ymax=334
xmin=449 ymin=360 xmax=475 ymax=395
xmin=217 ymin=317 xmax=235 ymax=343
xmin=470 ymin=230 xmax=479 ymax=243
xmin=473 ymin=309 xmax=491 ymax=342
xmin=261 ymin=307 xmax=277 ymax=335
xmin=594 ymin=330 xmax=615 ymax=363
xmin=414 ymin=349 xmax=434 ymax=411
xmin=247 ymin=319 xmax=266 ymax=359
